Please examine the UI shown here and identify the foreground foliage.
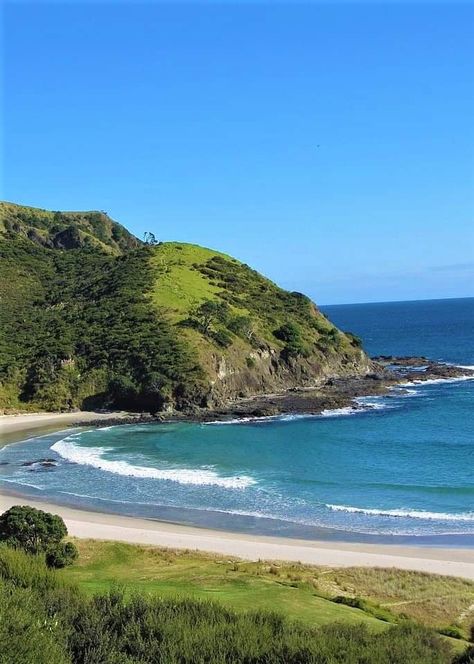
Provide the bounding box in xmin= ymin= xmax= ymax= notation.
xmin=64 ymin=539 xmax=474 ymax=642
xmin=0 ymin=545 xmax=461 ymax=664
xmin=0 ymin=505 xmax=78 ymax=568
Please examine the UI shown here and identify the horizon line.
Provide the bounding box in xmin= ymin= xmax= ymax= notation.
xmin=320 ymin=295 xmax=474 ymax=307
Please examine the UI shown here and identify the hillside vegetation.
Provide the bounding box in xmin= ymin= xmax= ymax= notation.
xmin=0 ymin=544 xmax=468 ymax=664
xmin=64 ymin=539 xmax=474 ymax=644
xmin=0 ymin=201 xmax=371 ymax=413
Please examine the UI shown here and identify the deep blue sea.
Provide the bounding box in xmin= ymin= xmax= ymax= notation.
xmin=1 ymin=298 xmax=473 ymax=544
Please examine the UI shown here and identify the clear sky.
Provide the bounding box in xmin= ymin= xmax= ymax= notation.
xmin=3 ymin=0 xmax=473 ymax=304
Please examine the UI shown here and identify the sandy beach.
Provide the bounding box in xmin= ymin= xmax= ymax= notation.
xmin=0 ymin=493 xmax=473 ymax=579
xmin=1 ymin=413 xmax=473 ymax=580
xmin=0 ymin=410 xmax=126 ymax=438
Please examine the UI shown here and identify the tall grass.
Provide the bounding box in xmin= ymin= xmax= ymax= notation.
xmin=0 ymin=545 xmax=461 ymax=663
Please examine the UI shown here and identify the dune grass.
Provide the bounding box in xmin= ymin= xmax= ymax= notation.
xmin=316 ymin=566 xmax=474 ymax=635
xmin=62 ymin=539 xmax=385 ymax=630
xmin=1 ymin=543 xmax=457 ymax=664
xmin=1 ymin=542 xmax=471 ymax=662
xmin=61 ymin=539 xmax=474 ymax=646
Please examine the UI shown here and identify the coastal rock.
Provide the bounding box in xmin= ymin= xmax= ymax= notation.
xmin=21 ymin=458 xmax=59 ymax=469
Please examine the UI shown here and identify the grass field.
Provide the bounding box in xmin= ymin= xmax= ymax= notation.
xmin=62 ymin=539 xmax=474 ymax=647
xmin=150 ymin=242 xmax=230 ymax=320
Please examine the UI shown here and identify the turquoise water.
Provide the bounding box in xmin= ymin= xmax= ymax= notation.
xmin=1 ymin=298 xmax=473 ymax=542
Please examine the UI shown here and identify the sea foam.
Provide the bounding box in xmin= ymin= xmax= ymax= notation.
xmin=327 ymin=504 xmax=474 ymax=522
xmin=51 ymin=437 xmax=255 ymax=489
xmin=204 ymin=400 xmax=391 ymax=425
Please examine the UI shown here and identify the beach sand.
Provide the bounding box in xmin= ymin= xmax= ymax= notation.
xmin=0 ymin=494 xmax=473 ymax=578
xmin=0 ymin=410 xmax=126 ymax=437
xmin=0 ymin=410 xmax=128 ymax=448
xmin=1 ymin=413 xmax=473 ymax=580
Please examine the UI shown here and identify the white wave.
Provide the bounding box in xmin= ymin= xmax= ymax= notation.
xmin=205 ymin=400 xmax=393 ymax=425
xmin=51 ymin=438 xmax=255 ymax=489
xmin=319 ymin=406 xmax=358 ymax=417
xmin=203 ymin=413 xmax=309 ymax=426
xmin=1 ymin=478 xmax=44 ymax=490
xmin=397 ymin=388 xmax=419 ymax=396
xmin=399 ymin=374 xmax=474 ymax=387
xmin=320 ymin=398 xmax=393 ymax=417
xmin=355 ymin=396 xmax=394 ymax=410
xmin=203 ymin=415 xmax=280 ymax=426
xmin=327 ymin=504 xmax=474 ymax=522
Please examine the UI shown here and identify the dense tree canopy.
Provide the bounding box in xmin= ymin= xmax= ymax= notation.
xmin=0 ymin=505 xmax=67 ymax=554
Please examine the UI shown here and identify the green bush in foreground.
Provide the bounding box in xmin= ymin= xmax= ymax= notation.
xmin=0 ymin=505 xmax=67 ymax=555
xmin=0 ymin=545 xmax=461 ymax=664
xmin=0 ymin=505 xmax=78 ymax=570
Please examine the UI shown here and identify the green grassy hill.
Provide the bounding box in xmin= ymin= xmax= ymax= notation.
xmin=0 ymin=201 xmax=371 ymax=413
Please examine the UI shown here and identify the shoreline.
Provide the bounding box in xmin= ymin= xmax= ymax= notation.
xmin=1 ymin=366 xmax=473 ymax=578
xmin=0 ymin=491 xmax=473 ymax=579
xmin=1 ymin=357 xmax=473 ymax=433
xmin=3 ymin=482 xmax=474 ymax=550
xmin=0 ymin=410 xmax=129 ymax=446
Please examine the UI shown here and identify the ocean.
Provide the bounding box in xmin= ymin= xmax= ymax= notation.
xmin=1 ymin=297 xmax=473 ymax=544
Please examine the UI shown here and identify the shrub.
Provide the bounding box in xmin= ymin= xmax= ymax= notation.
xmin=0 ymin=505 xmax=67 ymax=554
xmin=333 ymin=594 xmax=365 ymax=609
xmin=345 ymin=331 xmax=363 ymax=347
xmin=192 ymin=300 xmax=230 ymax=334
xmin=46 ymin=541 xmax=79 ymax=569
xmin=211 ymin=328 xmax=233 ymax=348
xmin=274 ymin=322 xmax=301 ymax=344
xmin=0 ymin=582 xmax=70 ymax=664
xmin=228 ymin=315 xmax=255 ymax=342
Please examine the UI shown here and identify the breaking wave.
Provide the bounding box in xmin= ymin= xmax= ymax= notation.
xmin=51 ymin=437 xmax=255 ymax=489
xmin=327 ymin=504 xmax=474 ymax=522
xmin=204 ymin=398 xmax=392 ymax=425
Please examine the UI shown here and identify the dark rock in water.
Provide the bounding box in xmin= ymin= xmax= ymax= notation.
xmin=0 ymin=461 xmax=9 ymax=466
xmin=21 ymin=458 xmax=58 ymax=468
xmin=372 ymin=355 xmax=474 ymax=384
xmin=427 ymin=364 xmax=464 ymax=378
xmin=373 ymin=355 xmax=429 ymax=367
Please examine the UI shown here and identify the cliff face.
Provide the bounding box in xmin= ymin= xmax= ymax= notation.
xmin=206 ymin=348 xmax=373 ymax=405
xmin=0 ymin=201 xmax=373 ymax=413
xmin=147 ymin=242 xmax=373 ymax=408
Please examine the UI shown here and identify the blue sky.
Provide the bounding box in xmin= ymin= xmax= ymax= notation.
xmin=3 ymin=1 xmax=473 ymax=304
